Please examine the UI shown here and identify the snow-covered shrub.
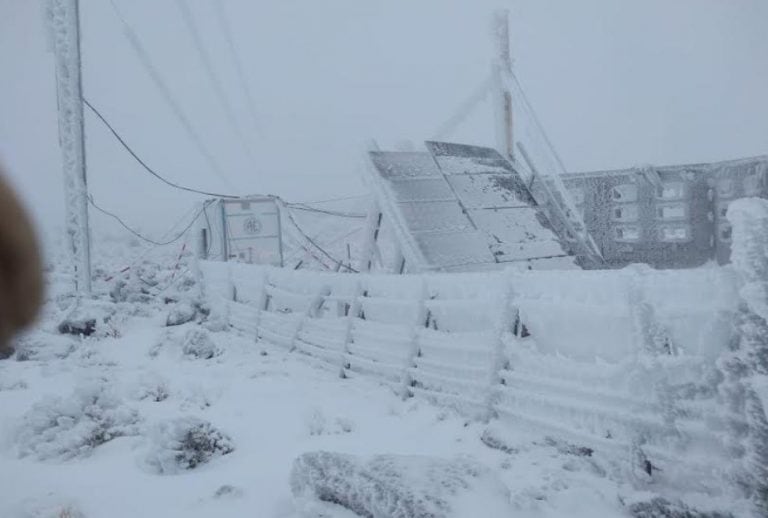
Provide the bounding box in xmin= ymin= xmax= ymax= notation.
xmin=480 ymin=428 xmax=518 ymax=455
xmin=4 ymin=498 xmax=86 ymax=518
xmin=17 ymin=383 xmax=141 ymax=461
xmin=166 ymin=300 xmax=199 ymax=327
xmin=57 ymin=299 xmax=116 ymax=338
xmin=304 ymin=409 xmax=354 ymax=436
xmin=130 ymin=373 xmax=170 ymax=403
xmin=626 ymin=497 xmax=732 ymax=518
xmin=213 ymin=485 xmax=244 ymax=499
xmin=290 ymin=452 xmax=513 ymax=518
xmin=13 ymin=330 xmax=76 ymax=362
xmin=149 ymin=327 xmax=221 ymax=360
xmin=143 ymin=417 xmax=234 ymax=475
xmin=181 ymin=328 xmax=220 ymax=359
xmin=0 ymin=379 xmax=28 ymax=391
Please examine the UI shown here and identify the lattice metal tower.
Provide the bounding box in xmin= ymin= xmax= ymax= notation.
xmin=46 ymin=0 xmax=92 ymax=293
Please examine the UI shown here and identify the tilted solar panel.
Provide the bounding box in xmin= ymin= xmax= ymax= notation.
xmin=368 ymin=141 xmax=581 ymax=272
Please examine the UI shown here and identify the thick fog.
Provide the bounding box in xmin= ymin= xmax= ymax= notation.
xmin=1 ymin=0 xmax=767 ymax=240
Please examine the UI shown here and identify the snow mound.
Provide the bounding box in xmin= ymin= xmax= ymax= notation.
xmin=143 ymin=416 xmax=234 ymax=475
xmin=290 ymin=451 xmax=513 ymax=518
xmin=17 ymin=383 xmax=141 ymax=461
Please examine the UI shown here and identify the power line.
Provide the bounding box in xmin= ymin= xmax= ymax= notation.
xmin=296 ymin=194 xmax=370 ymax=205
xmin=175 ymin=0 xmax=260 ymax=172
xmin=84 ymin=99 xmax=371 ymax=226
xmin=89 ymin=195 xmax=205 ymax=246
xmin=212 ymin=0 xmax=262 ymax=136
xmin=84 ymin=98 xmax=239 ymax=199
xmin=284 ymin=203 xmax=366 ymax=219
xmin=107 ymin=0 xmax=237 ymax=191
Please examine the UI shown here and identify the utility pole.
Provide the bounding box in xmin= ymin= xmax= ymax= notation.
xmin=45 ymin=0 xmax=92 ymax=294
xmin=491 ymin=9 xmax=514 ymax=161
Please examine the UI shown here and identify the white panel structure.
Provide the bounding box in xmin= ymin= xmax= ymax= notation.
xmin=368 ymin=141 xmax=579 ymax=272
xmin=221 ymin=197 xmax=283 ymax=266
xmin=198 ymin=196 xmax=283 ymax=267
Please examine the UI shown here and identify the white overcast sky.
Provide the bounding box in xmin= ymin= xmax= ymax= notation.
xmin=1 ymin=0 xmax=767 ymax=239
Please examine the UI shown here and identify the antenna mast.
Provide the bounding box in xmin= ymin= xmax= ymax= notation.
xmin=491 ymin=9 xmax=514 ymax=161
xmin=46 ymin=0 xmax=92 ymax=294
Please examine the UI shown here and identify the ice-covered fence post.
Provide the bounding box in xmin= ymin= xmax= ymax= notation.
xmin=340 ymin=278 xmax=364 ymax=379
xmin=485 ymin=269 xmax=515 ymax=421
xmin=401 ymin=278 xmax=429 ymax=399
xmin=252 ymin=267 xmax=269 ymax=342
xmin=44 ymin=0 xmax=92 ymax=294
xmin=359 ymin=202 xmax=383 ymax=273
xmin=290 ymin=283 xmax=330 ymax=352
xmin=719 ymin=199 xmax=768 ymax=514
xmin=625 ymin=265 xmax=680 ymax=477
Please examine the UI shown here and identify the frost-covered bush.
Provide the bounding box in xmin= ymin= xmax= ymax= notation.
xmin=17 ymin=383 xmax=141 ymax=461
xmin=304 ymin=408 xmax=354 ymax=436
xmin=57 ymin=299 xmax=116 ymax=338
xmin=181 ymin=328 xmax=220 ymax=359
xmin=290 ymin=452 xmax=512 ymax=518
xmin=130 ymin=372 xmax=170 ymax=403
xmin=627 ymin=497 xmax=732 ymax=518
xmin=166 ymin=300 xmax=200 ymax=327
xmin=13 ymin=330 xmax=76 ymax=362
xmin=149 ymin=327 xmax=221 ymax=360
xmin=143 ymin=417 xmax=234 ymax=474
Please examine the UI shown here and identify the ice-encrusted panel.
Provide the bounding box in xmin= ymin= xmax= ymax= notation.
xmin=388 ymin=178 xmax=455 ymax=203
xmin=398 ymin=201 xmax=473 ymax=234
xmin=369 ymin=151 xmax=441 ymax=179
xmin=415 ymin=232 xmax=495 ymax=269
xmin=446 ymin=174 xmax=534 ymax=209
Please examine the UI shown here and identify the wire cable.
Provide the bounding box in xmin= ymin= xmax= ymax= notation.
xmin=89 ymin=195 xmax=205 ymax=246
xmin=175 ymin=0 xmax=260 ymax=173
xmin=108 ymin=0 xmax=237 ymax=191
xmin=295 ymin=193 xmax=370 ymax=205
xmin=212 ymin=0 xmax=262 ymax=136
xmin=84 ymin=98 xmax=239 ymax=199
xmin=284 ymin=203 xmax=366 ymax=219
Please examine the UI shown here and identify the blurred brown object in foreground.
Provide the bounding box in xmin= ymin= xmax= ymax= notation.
xmin=0 ymin=167 xmax=43 ymax=357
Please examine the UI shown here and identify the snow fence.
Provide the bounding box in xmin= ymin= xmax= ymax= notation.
xmin=198 ymin=259 xmax=743 ymax=493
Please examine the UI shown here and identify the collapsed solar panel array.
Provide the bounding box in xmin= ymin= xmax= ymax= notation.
xmin=368 ymin=141 xmax=583 ymax=272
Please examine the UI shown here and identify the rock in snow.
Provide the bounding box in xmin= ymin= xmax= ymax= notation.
xmin=290 ymin=451 xmax=513 ymax=518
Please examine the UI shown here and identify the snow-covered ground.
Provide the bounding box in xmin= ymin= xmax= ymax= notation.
xmin=0 ymin=238 xmax=746 ymax=517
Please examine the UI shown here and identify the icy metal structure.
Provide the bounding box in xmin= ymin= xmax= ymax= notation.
xmin=45 ymin=0 xmax=92 ymax=293
xmin=367 ymin=141 xmax=598 ymax=272
xmin=563 ymin=155 xmax=768 ymax=268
